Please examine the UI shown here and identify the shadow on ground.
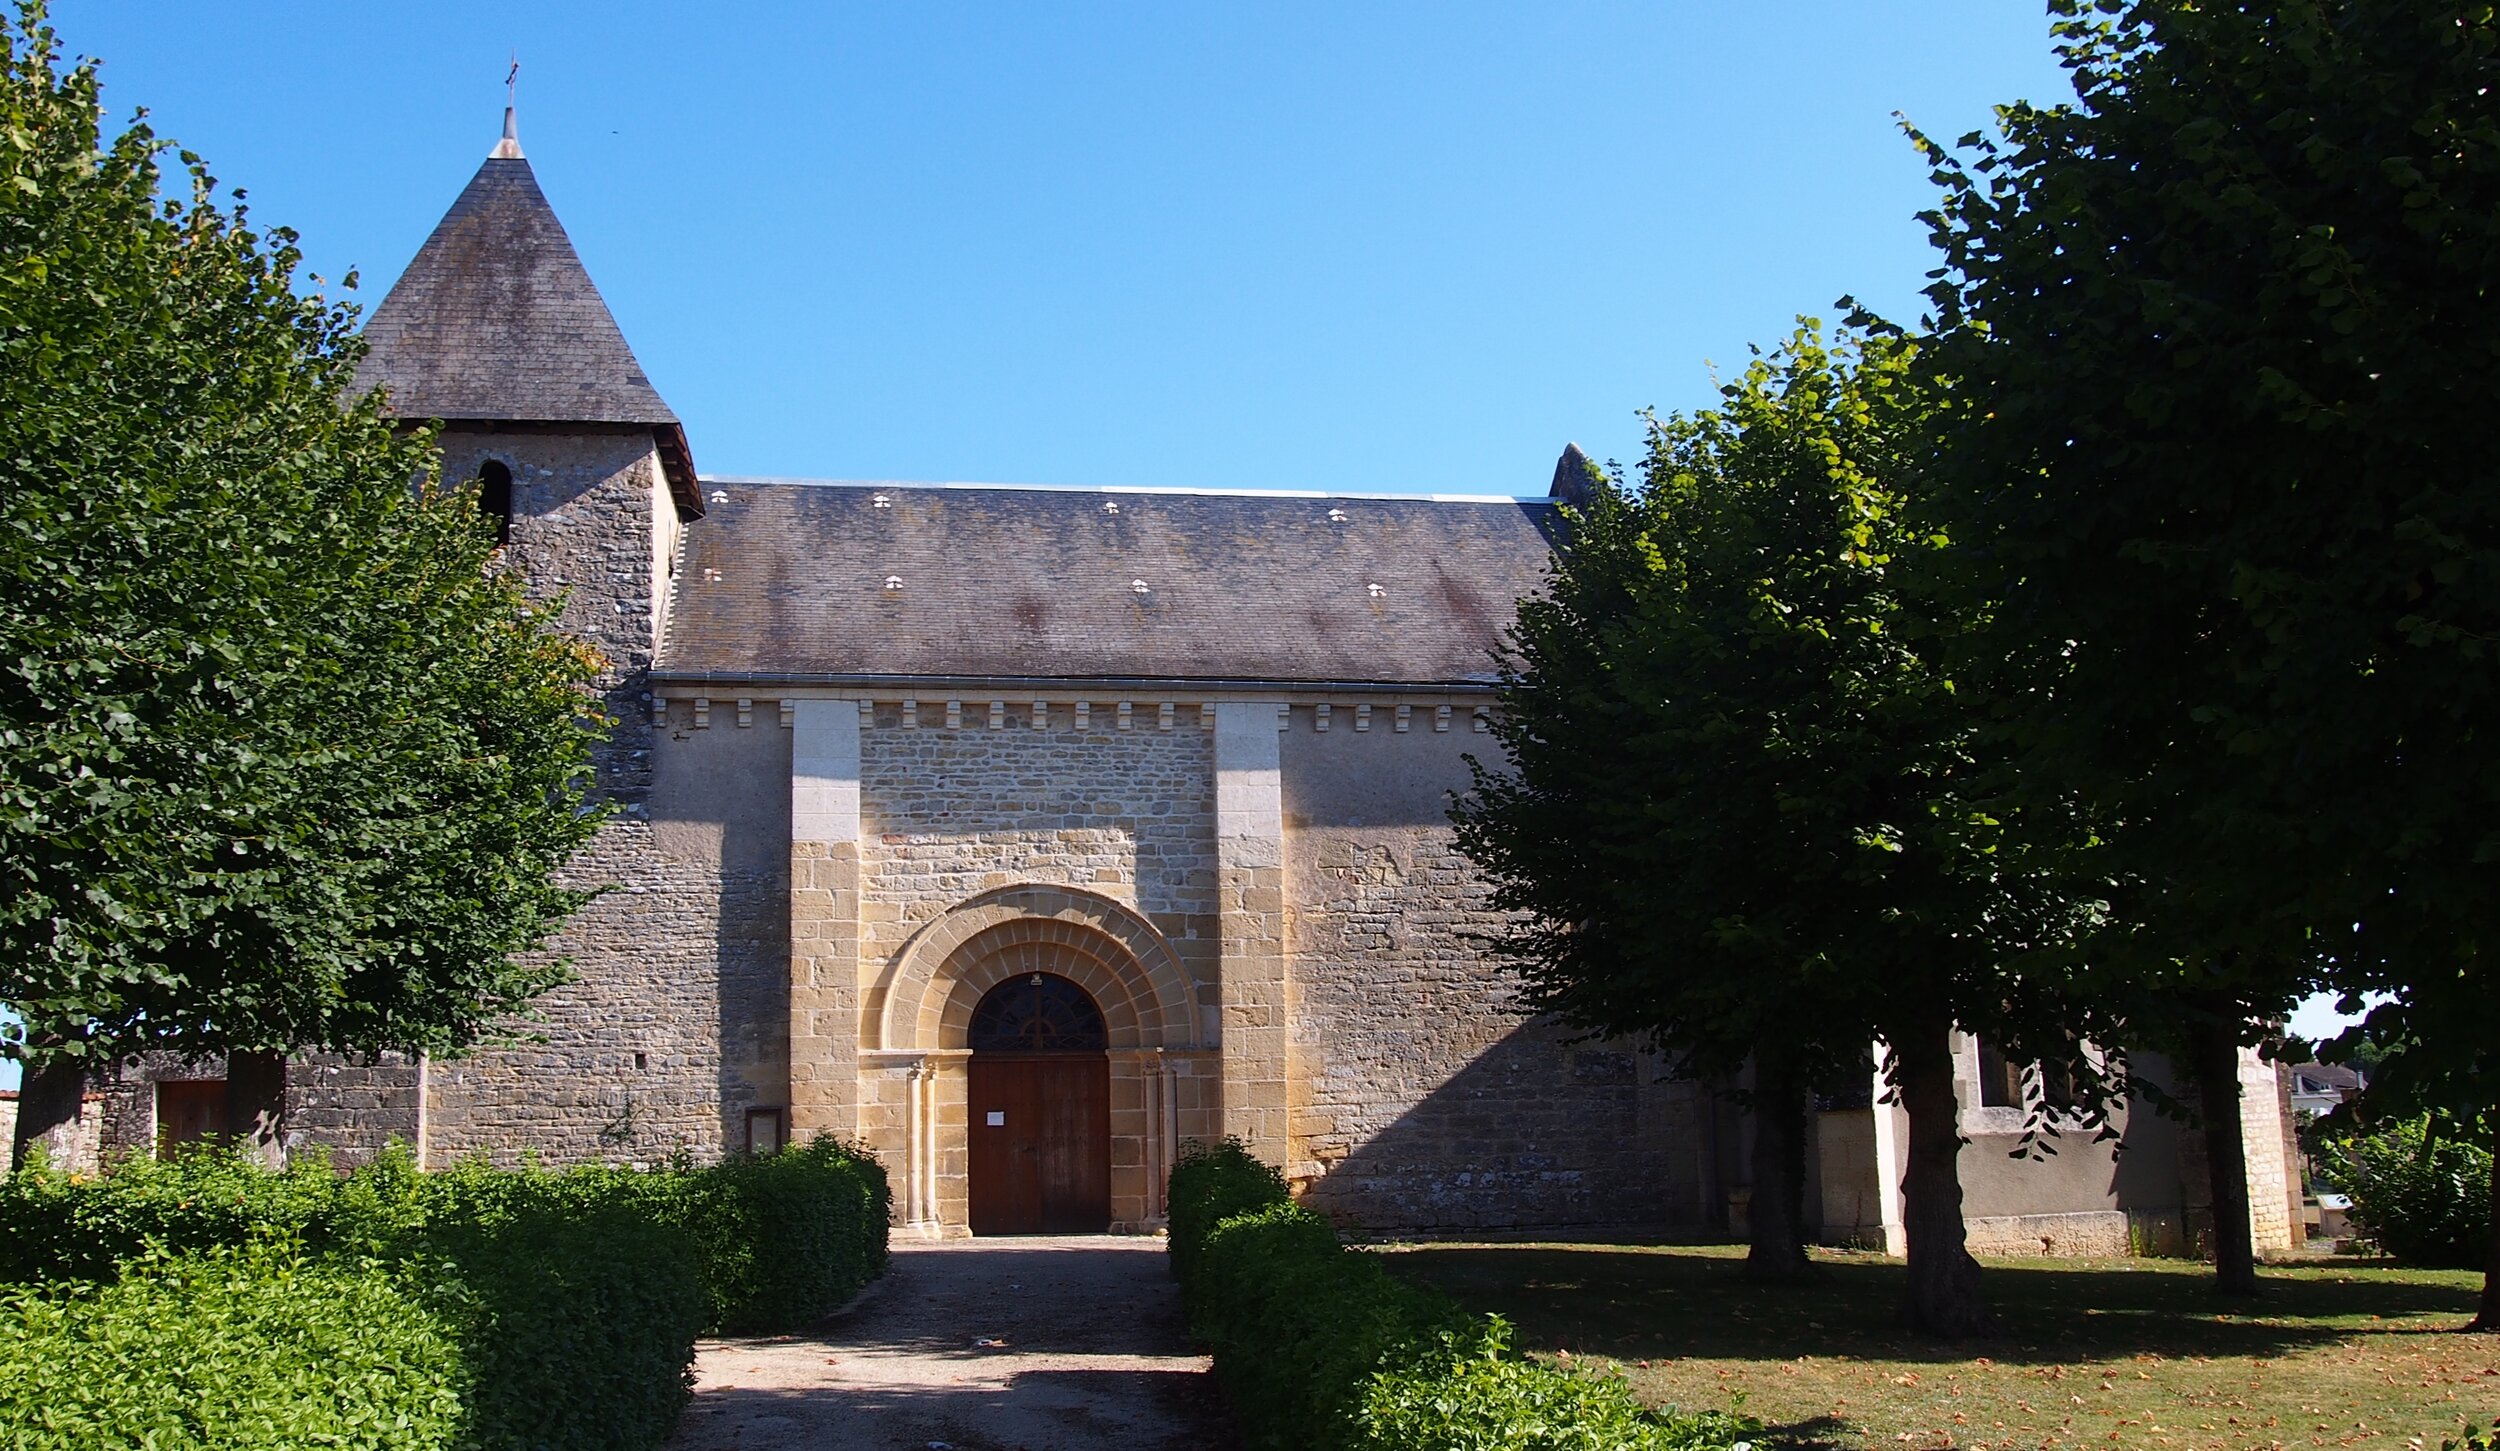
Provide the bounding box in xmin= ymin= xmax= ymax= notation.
xmin=667 ymin=1237 xmax=1236 ymax=1451
xmin=1383 ymin=1244 xmax=2484 ymax=1365
xmin=673 ymin=1370 xmax=1232 ymax=1451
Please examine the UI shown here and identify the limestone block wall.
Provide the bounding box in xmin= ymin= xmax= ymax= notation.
xmin=839 ymin=700 xmax=1227 ymax=1227
xmin=2238 ymin=1046 xmax=2299 ymax=1252
xmin=856 ymin=702 xmax=1220 ymax=1010
xmin=1 ymin=1089 xmax=106 ymax=1172
xmin=1280 ymin=705 xmax=1708 ymax=1234
xmin=414 ymin=430 xmax=761 ymax=1166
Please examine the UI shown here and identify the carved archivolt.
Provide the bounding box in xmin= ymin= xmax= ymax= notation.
xmin=874 ymin=884 xmax=1196 ymax=1051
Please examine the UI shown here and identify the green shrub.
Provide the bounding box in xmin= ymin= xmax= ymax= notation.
xmin=1167 ymin=1136 xmax=1292 ymax=1292
xmin=0 ymin=1246 xmax=465 ymax=1451
xmin=1194 ymin=1201 xmax=1486 ymax=1447
xmin=0 ymin=1139 xmax=893 ymax=1450
xmin=1360 ymin=1324 xmax=1760 ymax=1451
xmin=1166 ymin=1139 xmax=1757 ymax=1451
xmin=2327 ymin=1117 xmax=2493 ymax=1270
xmin=2442 ymin=1420 xmax=2500 ymax=1451
xmin=0 ymin=1142 xmax=360 ymax=1283
xmin=414 ymin=1198 xmax=705 ymax=1451
xmin=665 ymin=1135 xmax=892 ymax=1332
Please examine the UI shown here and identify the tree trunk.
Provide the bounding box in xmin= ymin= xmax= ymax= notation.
xmin=9 ymin=1054 xmax=86 ymax=1172
xmin=2185 ymin=1017 xmax=2260 ymax=1296
xmin=1892 ymin=1021 xmax=1986 ymax=1336
xmin=2474 ymin=1117 xmax=2499 ymax=1333
xmin=223 ymin=1049 xmax=288 ymax=1169
xmin=1745 ymin=1043 xmax=1813 ymax=1282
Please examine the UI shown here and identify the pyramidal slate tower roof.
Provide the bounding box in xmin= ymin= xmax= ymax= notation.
xmin=356 ymin=113 xmax=702 ymax=515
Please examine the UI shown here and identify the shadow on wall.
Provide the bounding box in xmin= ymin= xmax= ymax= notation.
xmin=1304 ymin=1022 xmax=1712 ymax=1238
xmin=646 ymin=702 xmax=794 ymax=1160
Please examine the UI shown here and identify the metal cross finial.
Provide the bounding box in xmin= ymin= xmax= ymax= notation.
xmin=492 ymin=54 xmax=525 ymax=159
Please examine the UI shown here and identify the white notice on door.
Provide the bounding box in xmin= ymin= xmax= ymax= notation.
xmin=986 ymin=1111 xmax=1005 ymax=1126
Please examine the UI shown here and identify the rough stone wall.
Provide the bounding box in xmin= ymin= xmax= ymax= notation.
xmin=857 ymin=705 xmax=1220 ymax=1011
xmin=415 ymin=430 xmax=750 ymax=1166
xmin=87 ymin=1050 xmax=421 ymax=1169
xmin=285 ymin=1054 xmax=423 ymax=1166
xmin=95 ymin=1054 xmax=224 ymax=1163
xmin=1282 ymin=711 xmax=1707 ymax=1234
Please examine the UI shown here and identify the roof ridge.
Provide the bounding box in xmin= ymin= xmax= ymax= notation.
xmin=697 ymin=475 xmax=1554 ymax=505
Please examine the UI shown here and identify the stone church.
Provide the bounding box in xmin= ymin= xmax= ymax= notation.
xmin=74 ymin=116 xmax=2301 ymax=1254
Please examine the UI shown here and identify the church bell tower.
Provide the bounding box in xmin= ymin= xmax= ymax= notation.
xmin=355 ymin=103 xmax=703 ymax=812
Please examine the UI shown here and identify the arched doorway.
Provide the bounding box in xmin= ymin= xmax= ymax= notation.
xmin=966 ymin=972 xmax=1111 ymax=1234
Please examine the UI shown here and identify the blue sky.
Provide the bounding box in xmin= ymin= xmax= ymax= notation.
xmin=49 ymin=2 xmax=2078 ymax=493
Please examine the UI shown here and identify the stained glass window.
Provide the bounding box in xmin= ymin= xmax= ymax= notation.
xmin=968 ymin=972 xmax=1107 ymax=1053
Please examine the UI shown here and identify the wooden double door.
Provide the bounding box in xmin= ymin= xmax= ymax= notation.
xmin=967 ymin=1053 xmax=1111 ymax=1235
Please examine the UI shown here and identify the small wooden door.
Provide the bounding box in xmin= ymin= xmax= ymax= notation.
xmin=156 ymin=1080 xmax=225 ymax=1155
xmin=968 ymin=1054 xmax=1111 ymax=1234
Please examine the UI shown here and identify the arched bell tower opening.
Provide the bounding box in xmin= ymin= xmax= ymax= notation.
xmin=966 ymin=973 xmax=1111 ymax=1235
xmin=474 ymin=458 xmax=514 ymax=546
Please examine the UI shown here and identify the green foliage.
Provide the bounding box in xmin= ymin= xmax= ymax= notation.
xmin=1168 ymin=1137 xmax=1292 ymax=1291
xmin=0 ymin=1140 xmax=893 ymax=1448
xmin=1165 ymin=1142 xmax=1758 ymax=1451
xmin=2443 ymin=1420 xmax=2500 ymax=1451
xmin=414 ymin=1197 xmax=703 ymax=1451
xmin=0 ymin=2 xmax=606 ymax=1079
xmin=507 ymin=1135 xmax=895 ymax=1332
xmin=0 ymin=1142 xmax=362 ymax=1282
xmin=0 ymin=1135 xmax=890 ymax=1333
xmin=1361 ymin=1332 xmax=1760 ymax=1451
xmin=1196 ymin=1201 xmax=1486 ymax=1448
xmin=662 ymin=1134 xmax=892 ymax=1333
xmin=2325 ymin=1117 xmax=2493 ymax=1271
xmin=1915 ymin=0 xmax=2499 ymax=1134
xmin=1451 ymin=322 xmax=2115 ymax=1122
xmin=0 ymin=1246 xmax=465 ymax=1451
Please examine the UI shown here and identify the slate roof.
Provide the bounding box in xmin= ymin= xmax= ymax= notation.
xmin=356 ymin=152 xmax=702 ymax=515
xmin=656 ymin=481 xmax=1566 ymax=686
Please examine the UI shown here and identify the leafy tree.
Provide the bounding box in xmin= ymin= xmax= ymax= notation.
xmin=0 ymin=5 xmax=607 ymax=1168
xmin=1453 ymin=323 xmax=2116 ymax=1335
xmin=1915 ymin=0 xmax=2500 ymax=1320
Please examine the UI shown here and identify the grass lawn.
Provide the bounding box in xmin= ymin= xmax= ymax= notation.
xmin=1380 ymin=1243 xmax=2496 ymax=1451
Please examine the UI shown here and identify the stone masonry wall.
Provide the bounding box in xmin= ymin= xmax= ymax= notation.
xmin=1281 ymin=710 xmax=1708 ymax=1234
xmin=417 ymin=430 xmax=747 ymax=1166
xmin=857 ymin=704 xmax=1220 ymax=1021
xmin=284 ymin=1054 xmax=424 ymax=1165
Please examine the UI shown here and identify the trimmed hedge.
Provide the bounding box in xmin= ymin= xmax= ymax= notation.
xmin=540 ymin=1136 xmax=894 ymax=1333
xmin=0 ymin=1134 xmax=891 ymax=1331
xmin=1166 ymin=1140 xmax=1759 ymax=1451
xmin=0 ymin=1247 xmax=465 ymax=1451
xmin=0 ymin=1134 xmax=891 ymax=1450
xmin=413 ymin=1194 xmax=706 ymax=1451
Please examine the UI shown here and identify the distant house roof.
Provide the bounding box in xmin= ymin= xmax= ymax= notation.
xmin=655 ymin=480 xmax=1566 ymax=687
xmin=2291 ymin=1062 xmax=2367 ymax=1096
xmin=355 ymin=144 xmax=701 ymax=516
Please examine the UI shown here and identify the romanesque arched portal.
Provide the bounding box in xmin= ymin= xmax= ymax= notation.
xmin=866 ymin=884 xmax=1204 ymax=1234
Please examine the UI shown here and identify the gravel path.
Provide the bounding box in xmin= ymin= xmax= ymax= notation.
xmin=666 ymin=1235 xmax=1234 ymax=1451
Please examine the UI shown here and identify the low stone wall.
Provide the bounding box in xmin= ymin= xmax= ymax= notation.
xmin=1964 ymin=1209 xmax=2132 ymax=1258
